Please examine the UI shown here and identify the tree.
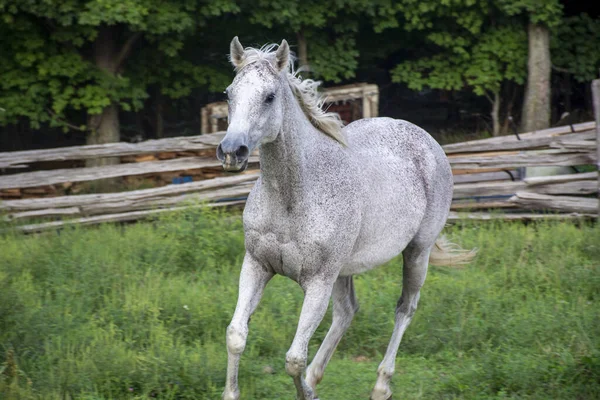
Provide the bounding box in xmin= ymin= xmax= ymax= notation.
xmin=392 ymin=26 xmax=528 ymax=136
xmin=552 ymin=13 xmax=600 ymax=83
xmin=0 ymin=0 xmax=237 ymax=164
xmin=551 ymin=13 xmax=600 ymax=114
xmin=498 ymin=0 xmax=563 ymax=132
xmin=247 ymin=0 xmax=363 ymax=82
xmin=380 ymin=0 xmax=527 ymax=136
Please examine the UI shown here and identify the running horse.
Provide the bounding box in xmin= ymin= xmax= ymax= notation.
xmin=217 ymin=37 xmax=474 ymax=400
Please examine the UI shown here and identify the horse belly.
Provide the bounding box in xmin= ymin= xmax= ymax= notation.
xmin=340 ymin=182 xmax=426 ymax=276
xmin=341 ymin=222 xmax=418 ymax=276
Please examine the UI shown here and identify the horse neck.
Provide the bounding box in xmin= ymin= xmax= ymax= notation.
xmin=259 ymin=81 xmax=320 ymax=189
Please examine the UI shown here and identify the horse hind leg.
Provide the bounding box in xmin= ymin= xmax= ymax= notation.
xmin=370 ymin=243 xmax=431 ymax=400
xmin=305 ymin=276 xmax=359 ymax=394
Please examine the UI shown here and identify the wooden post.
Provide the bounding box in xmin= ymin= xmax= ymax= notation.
xmin=362 ymin=92 xmax=371 ymax=119
xmin=201 ymin=106 xmax=209 ymax=134
xmin=592 ymin=79 xmax=600 ymax=219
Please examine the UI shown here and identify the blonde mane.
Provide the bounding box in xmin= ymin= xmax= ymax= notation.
xmin=233 ymin=44 xmax=347 ymax=146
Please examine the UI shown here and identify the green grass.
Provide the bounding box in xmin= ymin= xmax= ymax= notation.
xmin=0 ymin=210 xmax=599 ymax=399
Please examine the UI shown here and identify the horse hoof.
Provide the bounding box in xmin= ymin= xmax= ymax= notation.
xmin=370 ymin=388 xmax=392 ymax=400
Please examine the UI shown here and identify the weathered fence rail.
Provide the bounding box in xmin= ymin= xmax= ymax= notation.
xmin=0 ymin=133 xmax=225 ymax=169
xmin=0 ymin=117 xmax=598 ymax=232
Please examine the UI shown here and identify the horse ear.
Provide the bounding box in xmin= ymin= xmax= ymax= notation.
xmin=230 ymin=36 xmax=244 ymax=69
xmin=275 ymin=39 xmax=289 ymax=72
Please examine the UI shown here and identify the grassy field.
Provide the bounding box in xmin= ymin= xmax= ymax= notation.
xmin=0 ymin=209 xmax=599 ymax=399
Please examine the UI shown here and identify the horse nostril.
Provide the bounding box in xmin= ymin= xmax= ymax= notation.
xmin=216 ymin=144 xmax=225 ymax=161
xmin=235 ymin=145 xmax=249 ymax=160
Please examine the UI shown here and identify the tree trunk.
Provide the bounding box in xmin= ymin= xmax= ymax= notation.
xmin=296 ymin=29 xmax=309 ymax=73
xmin=491 ymin=90 xmax=501 ymax=137
xmin=87 ymin=104 xmax=120 ymax=166
xmin=520 ymin=23 xmax=551 ymax=132
xmin=520 ymin=23 xmax=573 ymax=179
xmin=86 ymin=26 xmax=121 ymax=167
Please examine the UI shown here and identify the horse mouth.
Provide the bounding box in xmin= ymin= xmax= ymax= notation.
xmin=222 ymin=156 xmax=248 ymax=173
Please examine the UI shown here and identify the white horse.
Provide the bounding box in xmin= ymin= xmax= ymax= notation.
xmin=217 ymin=37 xmax=474 ymax=400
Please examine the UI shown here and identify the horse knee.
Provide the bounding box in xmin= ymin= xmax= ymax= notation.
xmin=226 ymin=325 xmax=247 ymax=355
xmin=285 ymin=351 xmax=307 ymax=377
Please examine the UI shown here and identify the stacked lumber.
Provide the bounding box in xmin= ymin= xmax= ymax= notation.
xmin=0 ymin=120 xmax=598 ymax=231
xmin=1 ymin=172 xmax=258 ymax=220
xmin=1 ymin=173 xmax=258 ymax=233
xmin=9 ymin=200 xmax=247 ymax=234
xmin=0 ymin=155 xmax=258 ymax=193
xmin=0 ymin=134 xmax=225 ymax=170
xmin=445 ymin=121 xmax=598 ymax=217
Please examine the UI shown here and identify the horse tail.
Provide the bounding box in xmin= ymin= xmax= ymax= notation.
xmin=428 ymin=235 xmax=477 ymax=267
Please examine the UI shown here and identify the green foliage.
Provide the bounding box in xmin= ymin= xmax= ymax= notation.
xmin=0 ymin=213 xmax=599 ymax=399
xmin=497 ymin=0 xmax=563 ymax=26
xmin=0 ymin=0 xmax=238 ymax=130
xmin=552 ymin=13 xmax=600 ymax=83
xmin=392 ymin=25 xmax=527 ymax=99
xmin=247 ymin=0 xmax=367 ymax=82
xmin=384 ymin=0 xmax=535 ymax=132
xmin=249 ymin=0 xmax=335 ymax=32
xmin=393 ymin=54 xmax=466 ymax=92
xmin=305 ymin=35 xmax=359 ymax=82
xmin=466 ymin=26 xmax=527 ymax=95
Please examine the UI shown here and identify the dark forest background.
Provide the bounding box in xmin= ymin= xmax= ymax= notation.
xmin=1 ymin=0 xmax=599 ymax=153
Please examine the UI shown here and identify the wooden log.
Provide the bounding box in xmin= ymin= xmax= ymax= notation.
xmin=549 ymin=139 xmax=596 ymax=151
xmin=444 ymin=130 xmax=595 ymax=155
xmin=8 ymin=200 xmax=246 ymax=234
xmin=452 ymin=171 xmax=595 ymax=197
xmin=453 ymin=170 xmax=521 ymax=184
xmin=447 ymin=211 xmax=595 ymax=221
xmin=0 ymin=156 xmax=259 ymax=190
xmin=449 ymin=149 xmax=596 ymax=171
xmin=524 ymin=171 xmax=597 ymax=185
xmin=453 ymin=180 xmax=525 ymax=198
xmin=451 ymin=200 xmax=516 ymax=210
xmin=0 ymin=172 xmax=259 ymax=213
xmin=451 ymin=168 xmax=510 ymax=175
xmin=0 ymin=133 xmax=227 ymax=169
xmin=3 ymin=183 xmax=252 ymax=221
xmin=79 ymin=183 xmax=253 ymax=216
xmin=8 ymin=207 xmax=81 ymax=220
xmin=442 ymin=122 xmax=595 ymax=154
xmin=509 ymin=192 xmax=598 ymax=214
xmin=532 ymin=180 xmax=597 ymax=196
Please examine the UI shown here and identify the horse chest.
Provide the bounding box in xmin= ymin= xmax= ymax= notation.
xmin=245 ymin=226 xmax=304 ymax=281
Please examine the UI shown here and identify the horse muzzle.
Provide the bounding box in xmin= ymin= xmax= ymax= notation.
xmin=216 ymin=140 xmax=250 ymax=173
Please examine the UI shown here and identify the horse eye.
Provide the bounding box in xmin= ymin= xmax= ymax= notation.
xmin=265 ymin=93 xmax=275 ymax=104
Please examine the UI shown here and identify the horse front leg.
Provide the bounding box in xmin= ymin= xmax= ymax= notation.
xmin=223 ymin=253 xmax=273 ymax=400
xmin=286 ymin=278 xmax=335 ymax=400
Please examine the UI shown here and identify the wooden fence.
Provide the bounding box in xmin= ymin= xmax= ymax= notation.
xmin=0 ymin=119 xmax=598 ymax=233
